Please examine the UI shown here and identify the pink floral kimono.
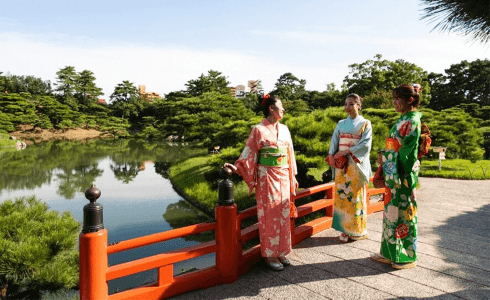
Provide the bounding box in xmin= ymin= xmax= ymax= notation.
xmin=234 ymin=119 xmax=298 ymax=258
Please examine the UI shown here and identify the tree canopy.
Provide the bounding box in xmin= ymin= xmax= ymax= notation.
xmin=185 ymin=70 xmax=230 ymax=97
xmin=428 ymin=59 xmax=490 ymax=110
xmin=343 ymin=54 xmax=430 ymax=107
xmin=420 ymin=0 xmax=490 ymax=44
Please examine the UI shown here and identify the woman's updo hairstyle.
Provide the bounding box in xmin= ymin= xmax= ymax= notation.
xmin=393 ymin=84 xmax=421 ymax=108
xmin=258 ymin=93 xmax=280 ymax=117
xmin=346 ymin=93 xmax=363 ymax=109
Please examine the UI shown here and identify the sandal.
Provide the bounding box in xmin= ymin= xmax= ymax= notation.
xmin=278 ymin=256 xmax=291 ymax=266
xmin=350 ymin=234 xmax=368 ymax=241
xmin=370 ymin=253 xmax=391 ymax=264
xmin=391 ymin=261 xmax=417 ymax=269
xmin=264 ymin=257 xmax=284 ymax=271
xmin=339 ymin=233 xmax=350 ymax=243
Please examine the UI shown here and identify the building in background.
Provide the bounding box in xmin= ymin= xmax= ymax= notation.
xmin=139 ymin=85 xmax=161 ymax=102
xmin=235 ymin=85 xmax=246 ymax=98
xmin=229 ymin=80 xmax=258 ymax=99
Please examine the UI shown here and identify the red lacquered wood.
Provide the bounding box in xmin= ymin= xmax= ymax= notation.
xmin=106 ymin=241 xmax=216 ymax=281
xmin=107 ymin=222 xmax=216 ymax=255
xmin=215 ymin=204 xmax=239 ymax=283
xmin=79 ymin=229 xmax=108 ymax=300
xmin=296 ymin=199 xmax=334 ymax=218
xmin=240 ymin=223 xmax=259 ymax=243
xmin=237 ymin=206 xmax=257 ymax=222
xmin=108 ymin=267 xmax=220 ymax=300
xmin=292 ymin=216 xmax=333 ymax=246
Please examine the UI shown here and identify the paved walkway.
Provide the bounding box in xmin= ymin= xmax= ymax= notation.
xmin=172 ymin=178 xmax=490 ymax=300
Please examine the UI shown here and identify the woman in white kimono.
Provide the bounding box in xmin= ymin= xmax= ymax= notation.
xmin=326 ymin=94 xmax=372 ymax=242
xmin=223 ymin=94 xmax=299 ymax=271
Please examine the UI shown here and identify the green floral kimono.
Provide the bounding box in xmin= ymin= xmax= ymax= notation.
xmin=380 ymin=111 xmax=422 ymax=263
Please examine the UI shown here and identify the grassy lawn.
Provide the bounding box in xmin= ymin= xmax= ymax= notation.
xmin=168 ymin=155 xmax=256 ymax=215
xmin=309 ymin=159 xmax=490 ymax=180
xmin=0 ymin=132 xmax=18 ymax=148
xmin=420 ymin=159 xmax=490 ymax=180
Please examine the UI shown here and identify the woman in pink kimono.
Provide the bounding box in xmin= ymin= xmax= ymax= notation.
xmin=223 ymin=94 xmax=298 ymax=271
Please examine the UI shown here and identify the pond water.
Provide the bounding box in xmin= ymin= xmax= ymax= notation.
xmin=0 ymin=138 xmax=215 ymax=294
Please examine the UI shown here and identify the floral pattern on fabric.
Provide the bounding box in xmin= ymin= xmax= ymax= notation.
xmin=234 ymin=119 xmax=298 ymax=258
xmin=329 ymin=116 xmax=372 ymax=237
xmin=332 ymin=162 xmax=368 ymax=236
xmin=380 ymin=111 xmax=422 ymax=263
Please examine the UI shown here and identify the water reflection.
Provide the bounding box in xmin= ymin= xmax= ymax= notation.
xmin=0 ymin=138 xmax=214 ymax=294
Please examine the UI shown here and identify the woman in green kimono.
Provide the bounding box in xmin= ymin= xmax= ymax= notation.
xmin=371 ymin=84 xmax=422 ymax=270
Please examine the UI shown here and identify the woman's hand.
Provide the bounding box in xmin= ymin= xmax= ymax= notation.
xmin=333 ymin=149 xmax=350 ymax=160
xmin=222 ymin=163 xmax=237 ymax=173
xmin=325 ymin=155 xmax=335 ymax=167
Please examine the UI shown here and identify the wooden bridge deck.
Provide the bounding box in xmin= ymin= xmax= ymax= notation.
xmin=171 ymin=178 xmax=490 ymax=300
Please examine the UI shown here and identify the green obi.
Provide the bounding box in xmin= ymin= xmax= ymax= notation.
xmin=258 ymin=147 xmax=288 ymax=167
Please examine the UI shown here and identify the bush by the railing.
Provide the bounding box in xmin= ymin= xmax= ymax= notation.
xmin=420 ymin=159 xmax=490 ymax=180
xmin=0 ymin=196 xmax=80 ymax=299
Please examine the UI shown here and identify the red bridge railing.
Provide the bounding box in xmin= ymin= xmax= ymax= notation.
xmin=79 ymin=177 xmax=387 ymax=300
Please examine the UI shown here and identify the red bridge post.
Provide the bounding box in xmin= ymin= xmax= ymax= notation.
xmin=79 ymin=185 xmax=108 ymax=300
xmin=215 ymin=167 xmax=239 ymax=284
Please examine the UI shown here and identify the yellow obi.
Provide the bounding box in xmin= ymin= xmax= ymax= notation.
xmin=258 ymin=147 xmax=288 ymax=167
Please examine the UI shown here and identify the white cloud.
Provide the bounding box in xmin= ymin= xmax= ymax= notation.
xmin=1 ymin=30 xmax=488 ymax=101
xmin=0 ymin=32 xmax=344 ymax=98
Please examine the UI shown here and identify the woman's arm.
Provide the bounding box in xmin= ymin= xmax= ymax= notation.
xmin=233 ymin=126 xmax=260 ymax=195
xmin=349 ymin=120 xmax=373 ymax=163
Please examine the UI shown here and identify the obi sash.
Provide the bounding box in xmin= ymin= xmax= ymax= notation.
xmin=258 ymin=147 xmax=288 ymax=167
xmin=335 ymin=134 xmax=361 ymax=171
xmin=338 ymin=133 xmax=361 ymax=151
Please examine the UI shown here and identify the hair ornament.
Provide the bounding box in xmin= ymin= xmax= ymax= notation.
xmin=261 ymin=93 xmax=270 ymax=106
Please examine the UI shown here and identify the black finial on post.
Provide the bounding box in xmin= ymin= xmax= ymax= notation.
xmin=218 ymin=167 xmax=234 ymax=206
xmin=82 ymin=184 xmax=104 ymax=233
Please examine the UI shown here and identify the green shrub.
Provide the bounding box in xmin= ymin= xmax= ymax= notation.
xmin=0 ymin=196 xmax=80 ymax=299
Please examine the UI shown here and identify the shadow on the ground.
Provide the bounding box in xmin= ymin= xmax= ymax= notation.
xmin=384 ymin=203 xmax=490 ymax=300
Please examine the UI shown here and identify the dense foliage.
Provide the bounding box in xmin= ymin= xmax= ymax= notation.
xmin=420 ymin=0 xmax=490 ymax=44
xmin=0 ymin=196 xmax=80 ymax=299
xmin=146 ymin=91 xmax=256 ymax=146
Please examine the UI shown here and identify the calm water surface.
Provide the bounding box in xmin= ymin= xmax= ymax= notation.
xmin=0 ymin=139 xmax=214 ymax=294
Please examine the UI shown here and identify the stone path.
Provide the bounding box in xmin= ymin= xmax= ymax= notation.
xmin=171 ymin=178 xmax=490 ymax=300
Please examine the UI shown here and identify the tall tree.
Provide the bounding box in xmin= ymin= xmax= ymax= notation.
xmin=0 ymin=74 xmax=52 ymax=97
xmin=270 ymin=72 xmax=307 ymax=102
xmin=428 ymin=59 xmax=490 ymax=110
xmin=110 ymin=80 xmax=142 ymax=120
xmin=304 ymin=83 xmax=346 ymax=109
xmin=185 ymin=70 xmax=230 ymax=97
xmin=75 ymin=70 xmax=102 ymax=110
xmin=343 ymin=54 xmax=430 ymax=106
xmin=420 ymin=0 xmax=490 ymax=43
xmin=54 ymin=66 xmax=78 ymax=110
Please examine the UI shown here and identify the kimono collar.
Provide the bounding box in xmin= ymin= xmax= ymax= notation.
xmin=262 ymin=118 xmax=280 ymax=137
xmin=347 ymin=115 xmax=363 ymax=122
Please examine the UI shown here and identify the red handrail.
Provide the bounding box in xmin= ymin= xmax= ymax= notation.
xmin=107 ymin=222 xmax=216 ymax=255
xmin=79 ymin=179 xmax=387 ymax=300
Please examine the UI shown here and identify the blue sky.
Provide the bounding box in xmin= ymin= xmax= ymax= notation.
xmin=1 ymin=0 xmax=489 ymax=99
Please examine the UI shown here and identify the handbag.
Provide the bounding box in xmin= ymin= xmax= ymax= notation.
xmin=372 ymin=164 xmax=385 ymax=188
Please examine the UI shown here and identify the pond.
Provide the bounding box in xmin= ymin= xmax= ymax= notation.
xmin=0 ymin=138 xmax=215 ymax=294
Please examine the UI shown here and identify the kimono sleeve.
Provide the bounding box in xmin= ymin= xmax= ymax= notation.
xmin=397 ymin=120 xmax=420 ymax=188
xmin=329 ymin=123 xmax=340 ymax=155
xmin=286 ymin=126 xmax=299 ymax=194
xmin=234 ymin=126 xmax=260 ymax=195
xmin=349 ymin=120 xmax=372 ymax=163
